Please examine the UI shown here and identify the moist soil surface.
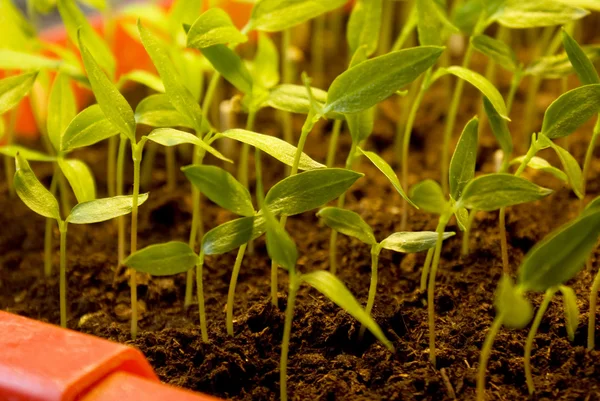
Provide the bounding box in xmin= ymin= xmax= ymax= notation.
xmin=2 ymin=63 xmax=600 ymax=401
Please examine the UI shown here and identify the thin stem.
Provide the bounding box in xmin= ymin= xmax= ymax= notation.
xmin=525 ymin=288 xmax=556 ymax=395
xmin=197 ymin=251 xmax=208 ymax=342
xmin=461 ymin=209 xmax=476 ymax=256
xmin=44 ymin=171 xmax=59 ymax=277
xmin=499 ymin=208 xmax=509 ymax=274
xmin=59 ymin=222 xmax=67 ymax=328
xmin=420 ymin=247 xmax=434 ymax=292
xmin=311 ymin=15 xmax=325 ymax=87
xmin=129 ymin=145 xmax=142 ymax=340
xmin=4 ymin=107 xmax=18 ymax=196
xmin=280 ymin=275 xmax=299 ymax=401
xmin=391 ymin=0 xmax=416 ymax=52
xmin=107 ymin=135 xmax=117 ymax=197
xmin=588 ymin=269 xmax=600 ymax=350
xmin=476 ymin=314 xmax=504 ymax=401
xmin=582 ymin=117 xmax=600 ymax=200
xmin=378 ymin=0 xmax=394 ymax=55
xmin=441 ymin=43 xmax=475 ymax=194
xmin=427 ymin=213 xmax=450 ymax=366
xmin=238 ymin=143 xmax=250 ymax=188
xmin=359 ymin=245 xmax=380 ymax=339
xmin=326 ymin=119 xmax=343 ymax=167
xmin=57 ymin=168 xmax=71 ymax=218
xmin=227 ymin=243 xmax=248 ymax=336
xmin=522 ymin=75 xmax=542 ymax=150
xmin=116 ymin=136 xmax=127 ymax=265
xmin=506 ymin=69 xmax=522 ymax=115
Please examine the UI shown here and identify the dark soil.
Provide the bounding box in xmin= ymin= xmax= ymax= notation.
xmin=3 ymin=41 xmax=600 ymax=401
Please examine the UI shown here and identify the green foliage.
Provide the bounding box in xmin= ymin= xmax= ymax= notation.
xmin=410 ymin=180 xmax=448 ymax=214
xmin=123 ymin=241 xmax=198 ymax=276
xmin=562 ymin=29 xmax=600 ymax=85
xmin=250 ymin=34 xmax=280 ymax=90
xmin=525 ymin=46 xmax=600 ymax=79
xmin=495 ymin=275 xmax=534 ymax=329
xmin=0 ymin=145 xmax=56 ymax=162
xmin=202 ymin=216 xmax=256 ymax=255
xmin=0 ymin=49 xmax=62 ymax=71
xmin=317 ymin=207 xmax=377 ymax=245
xmin=347 ymin=108 xmax=375 ymax=145
xmin=559 ymin=285 xmax=579 ymax=342
xmin=187 ymin=8 xmax=248 ymax=49
xmin=549 ymin=142 xmax=584 ymax=199
xmin=483 ymin=97 xmax=513 ymax=157
xmin=541 ymin=84 xmax=600 ymax=139
xmin=201 ymin=44 xmax=253 ymax=94
xmin=347 ymin=0 xmax=383 ymax=57
xmin=510 ymin=156 xmax=567 ymax=183
xmin=494 ymin=1 xmax=588 ymax=29
xmin=48 ymin=73 xmax=76 ymax=153
xmin=449 ymin=117 xmax=479 ymax=201
xmin=379 ymin=231 xmax=454 ymax=253
xmin=0 ymin=72 xmax=38 ymax=115
xmin=117 ymin=70 xmax=165 ymax=93
xmin=264 ymin=206 xmax=298 ymax=272
xmin=248 ymin=0 xmax=347 ymax=32
xmin=57 ymin=158 xmax=96 ymax=203
xmin=146 ymin=128 xmax=231 ymax=162
xmin=135 ymin=94 xmax=197 ymax=129
xmin=416 ymin=0 xmax=458 ymax=47
xmin=14 ymin=154 xmax=61 ymax=221
xmin=61 ymin=105 xmax=119 ymax=153
xmin=471 ymin=34 xmax=519 ymax=72
xmin=265 ymin=84 xmax=339 ymax=118
xmin=67 ymin=193 xmax=149 ymax=224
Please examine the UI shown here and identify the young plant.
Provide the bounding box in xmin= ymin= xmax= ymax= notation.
xmin=263 ymin=204 xmax=393 ymax=401
xmin=477 ymin=203 xmax=600 ymax=400
xmin=14 ymin=153 xmax=146 ymax=328
xmin=317 ymin=206 xmax=454 ymax=337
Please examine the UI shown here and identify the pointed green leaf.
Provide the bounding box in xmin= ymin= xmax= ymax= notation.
xmin=459 ymin=174 xmax=553 ymax=211
xmin=510 ymin=156 xmax=567 ymax=183
xmin=380 ymin=231 xmax=455 ymax=253
xmin=358 ymin=148 xmax=416 ymax=208
xmin=265 ymin=168 xmax=363 ymax=216
xmin=347 ymin=0 xmax=383 ymax=57
xmin=48 ymin=73 xmax=76 ymax=154
xmin=550 ymin=143 xmax=584 ymax=199
xmin=495 ymin=1 xmax=588 ymax=29
xmin=187 ymin=8 xmax=248 ymax=49
xmin=454 ymin=207 xmax=469 ymax=232
xmin=182 ymin=165 xmax=254 ymax=217
xmin=220 ymin=129 xmax=324 ymax=170
xmin=250 ymin=33 xmax=280 ymax=89
xmin=409 ymin=179 xmax=448 ymax=214
xmin=201 ymin=44 xmax=253 ymax=94
xmin=58 ymin=158 xmax=96 ymax=203
xmin=0 ymin=145 xmax=55 ymax=162
xmin=248 ymin=0 xmax=347 ymax=32
xmin=264 ymin=206 xmax=297 ymax=272
xmin=483 ymin=96 xmax=513 ymax=157
xmin=317 ymin=207 xmax=376 ymax=245
xmin=449 ymin=117 xmax=479 ymax=201
xmin=416 ymin=0 xmax=458 ymax=47
xmin=495 ymin=275 xmax=533 ymax=329
xmin=202 ymin=215 xmax=255 ymax=255
xmin=541 ymin=84 xmax=600 ymax=139
xmin=134 ymin=94 xmax=201 ymax=129
xmin=347 ymin=108 xmax=375 ymax=145
xmin=518 ymin=208 xmax=600 ymax=292
xmin=168 ymin=0 xmax=202 ymax=34
xmin=61 ymin=104 xmax=119 ymax=153
xmin=147 ymin=128 xmax=231 ymax=162
xmin=117 ymin=70 xmax=165 ymax=93
xmin=559 ymin=285 xmax=579 ymax=342
xmin=14 ymin=154 xmax=61 ymax=221
xmin=123 ymin=241 xmax=197 ymax=276
xmin=67 ymin=193 xmax=149 ymax=224
xmin=265 ymin=84 xmax=341 ymax=118
xmin=324 ymin=46 xmax=444 ymax=114
xmin=300 ymin=270 xmax=393 ymax=350
xmin=0 ymin=72 xmax=38 ymax=115
xmin=525 ymin=46 xmax=600 ymax=79
xmin=471 ymin=34 xmax=518 ymax=72
xmin=562 ymin=29 xmax=600 ymax=86
xmin=0 ymin=49 xmax=62 ymax=71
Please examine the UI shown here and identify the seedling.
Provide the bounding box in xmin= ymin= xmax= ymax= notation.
xmin=14 ymin=153 xmax=146 ymax=328
xmin=317 ymin=206 xmax=454 ymax=337
xmin=477 ymin=203 xmax=600 ymax=400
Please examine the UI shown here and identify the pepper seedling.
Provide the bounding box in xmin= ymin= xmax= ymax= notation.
xmin=317 ymin=206 xmax=454 ymax=338
xmin=14 ymin=153 xmax=147 ymax=328
xmin=476 ymin=202 xmax=600 ymax=400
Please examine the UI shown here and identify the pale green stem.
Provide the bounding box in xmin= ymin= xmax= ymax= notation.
xmin=522 ymin=76 xmax=542 ymax=150
xmin=197 ymin=250 xmax=208 ymax=342
xmin=59 ymin=221 xmax=67 ymax=328
xmin=420 ymin=248 xmax=434 ymax=292
xmin=525 ymin=288 xmax=556 ymax=395
xmin=391 ymin=0 xmax=416 ymax=52
xmin=582 ymin=117 xmax=600 ymax=199
xmin=107 ymin=135 xmax=117 ymax=197
xmin=359 ymin=245 xmax=380 ymax=339
xmin=311 ymin=15 xmax=326 ymax=87
xmin=326 ymin=119 xmax=343 ymax=168
xmin=589 ymin=269 xmax=600 ymax=350
xmin=226 ymin=243 xmax=248 ymax=336
xmin=238 ymin=144 xmax=250 ymax=188
xmin=129 ymin=144 xmax=142 ymax=340
xmin=476 ymin=314 xmax=504 ymax=401
xmin=280 ymin=274 xmax=299 ymax=401
xmin=461 ymin=209 xmax=477 ymax=256
xmin=499 ymin=207 xmax=509 ymax=275
xmin=378 ymin=0 xmax=394 ymax=55
xmin=506 ymin=69 xmax=522 ymax=117
xmin=44 ymin=171 xmax=59 ymax=277
xmin=116 ymin=136 xmax=127 ymax=266
xmin=427 ymin=213 xmax=450 ymax=365
xmin=57 ymin=168 xmax=71 ymax=218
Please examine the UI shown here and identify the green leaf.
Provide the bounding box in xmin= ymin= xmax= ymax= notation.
xmin=79 ymin=34 xmax=136 ymax=142
xmin=182 ymin=165 xmax=254 ymax=216
xmin=265 ymin=84 xmax=340 ymax=118
xmin=147 ymin=128 xmax=231 ymax=162
xmin=437 ymin=66 xmax=509 ymax=120
xmin=459 ymin=174 xmax=553 ymax=211
xmin=264 ymin=206 xmax=297 ymax=272
xmin=416 ymin=0 xmax=458 ymax=47
xmin=138 ymin=21 xmax=206 ymax=134
xmin=117 ymin=70 xmax=165 ymax=93
xmin=67 ymin=193 xmax=149 ymax=224
xmin=14 ymin=154 xmax=61 ymax=221
xmin=0 ymin=49 xmax=62 ymax=71
xmin=562 ymin=29 xmax=600 ymax=86
xmin=0 ymin=72 xmax=38 ymax=115
xmin=358 ymin=148 xmax=416 ymax=208
xmin=61 ymin=105 xmax=119 ymax=153
xmin=541 ymin=84 xmax=600 ymax=139
xmin=324 ymin=46 xmax=444 ymax=114
xmin=410 ymin=179 xmax=448 ymax=214
xmin=248 ymin=0 xmax=347 ymax=32
xmin=135 ymin=94 xmax=197 ymax=129
xmin=380 ymin=231 xmax=454 ymax=253
xmin=58 ymin=158 xmax=96 ymax=203
xmin=249 ymin=33 xmax=280 ymax=89
xmin=265 ymin=168 xmax=363 ymax=216
xmin=300 ymin=270 xmax=393 ymax=350
xmin=556 ymin=0 xmax=600 ymax=11
xmin=201 ymin=44 xmax=253 ymax=94
xmin=168 ymin=0 xmax=202 ymax=34
xmin=347 ymin=0 xmax=383 ymax=57
xmin=58 ymin=0 xmax=115 ymax=78
xmin=549 ymin=143 xmax=584 ymax=199
xmin=317 ymin=207 xmax=376 ymax=245
xmin=347 ymin=108 xmax=375 ymax=145
xmin=220 ymin=129 xmax=324 ymax=170
xmin=483 ymin=96 xmax=513 ymax=157
xmin=48 ymin=73 xmax=76 ymax=154
xmin=454 ymin=207 xmax=469 ymax=232
xmin=202 ymin=215 xmax=255 ymax=255
xmin=510 ymin=156 xmax=567 ymax=183
xmin=525 ymin=46 xmax=600 ymax=79
xmin=123 ymin=241 xmax=197 ymax=276
xmin=471 ymin=34 xmax=518 ymax=72
xmin=518 ymin=208 xmax=600 ymax=292
xmin=0 ymin=145 xmax=55 ymax=162
xmin=187 ymin=8 xmax=247 ymax=49
xmin=495 ymin=275 xmax=533 ymax=329
xmin=559 ymin=285 xmax=579 ymax=342
xmin=495 ymin=1 xmax=588 ymax=29
xmin=449 ymin=117 xmax=479 ymax=201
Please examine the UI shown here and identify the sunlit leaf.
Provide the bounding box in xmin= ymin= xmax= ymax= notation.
xmin=68 ymin=193 xmax=149 ymax=224
xmin=317 ymin=207 xmax=376 ymax=245
xmin=14 ymin=153 xmax=61 ymax=221
xmin=123 ymin=241 xmax=198 ymax=276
